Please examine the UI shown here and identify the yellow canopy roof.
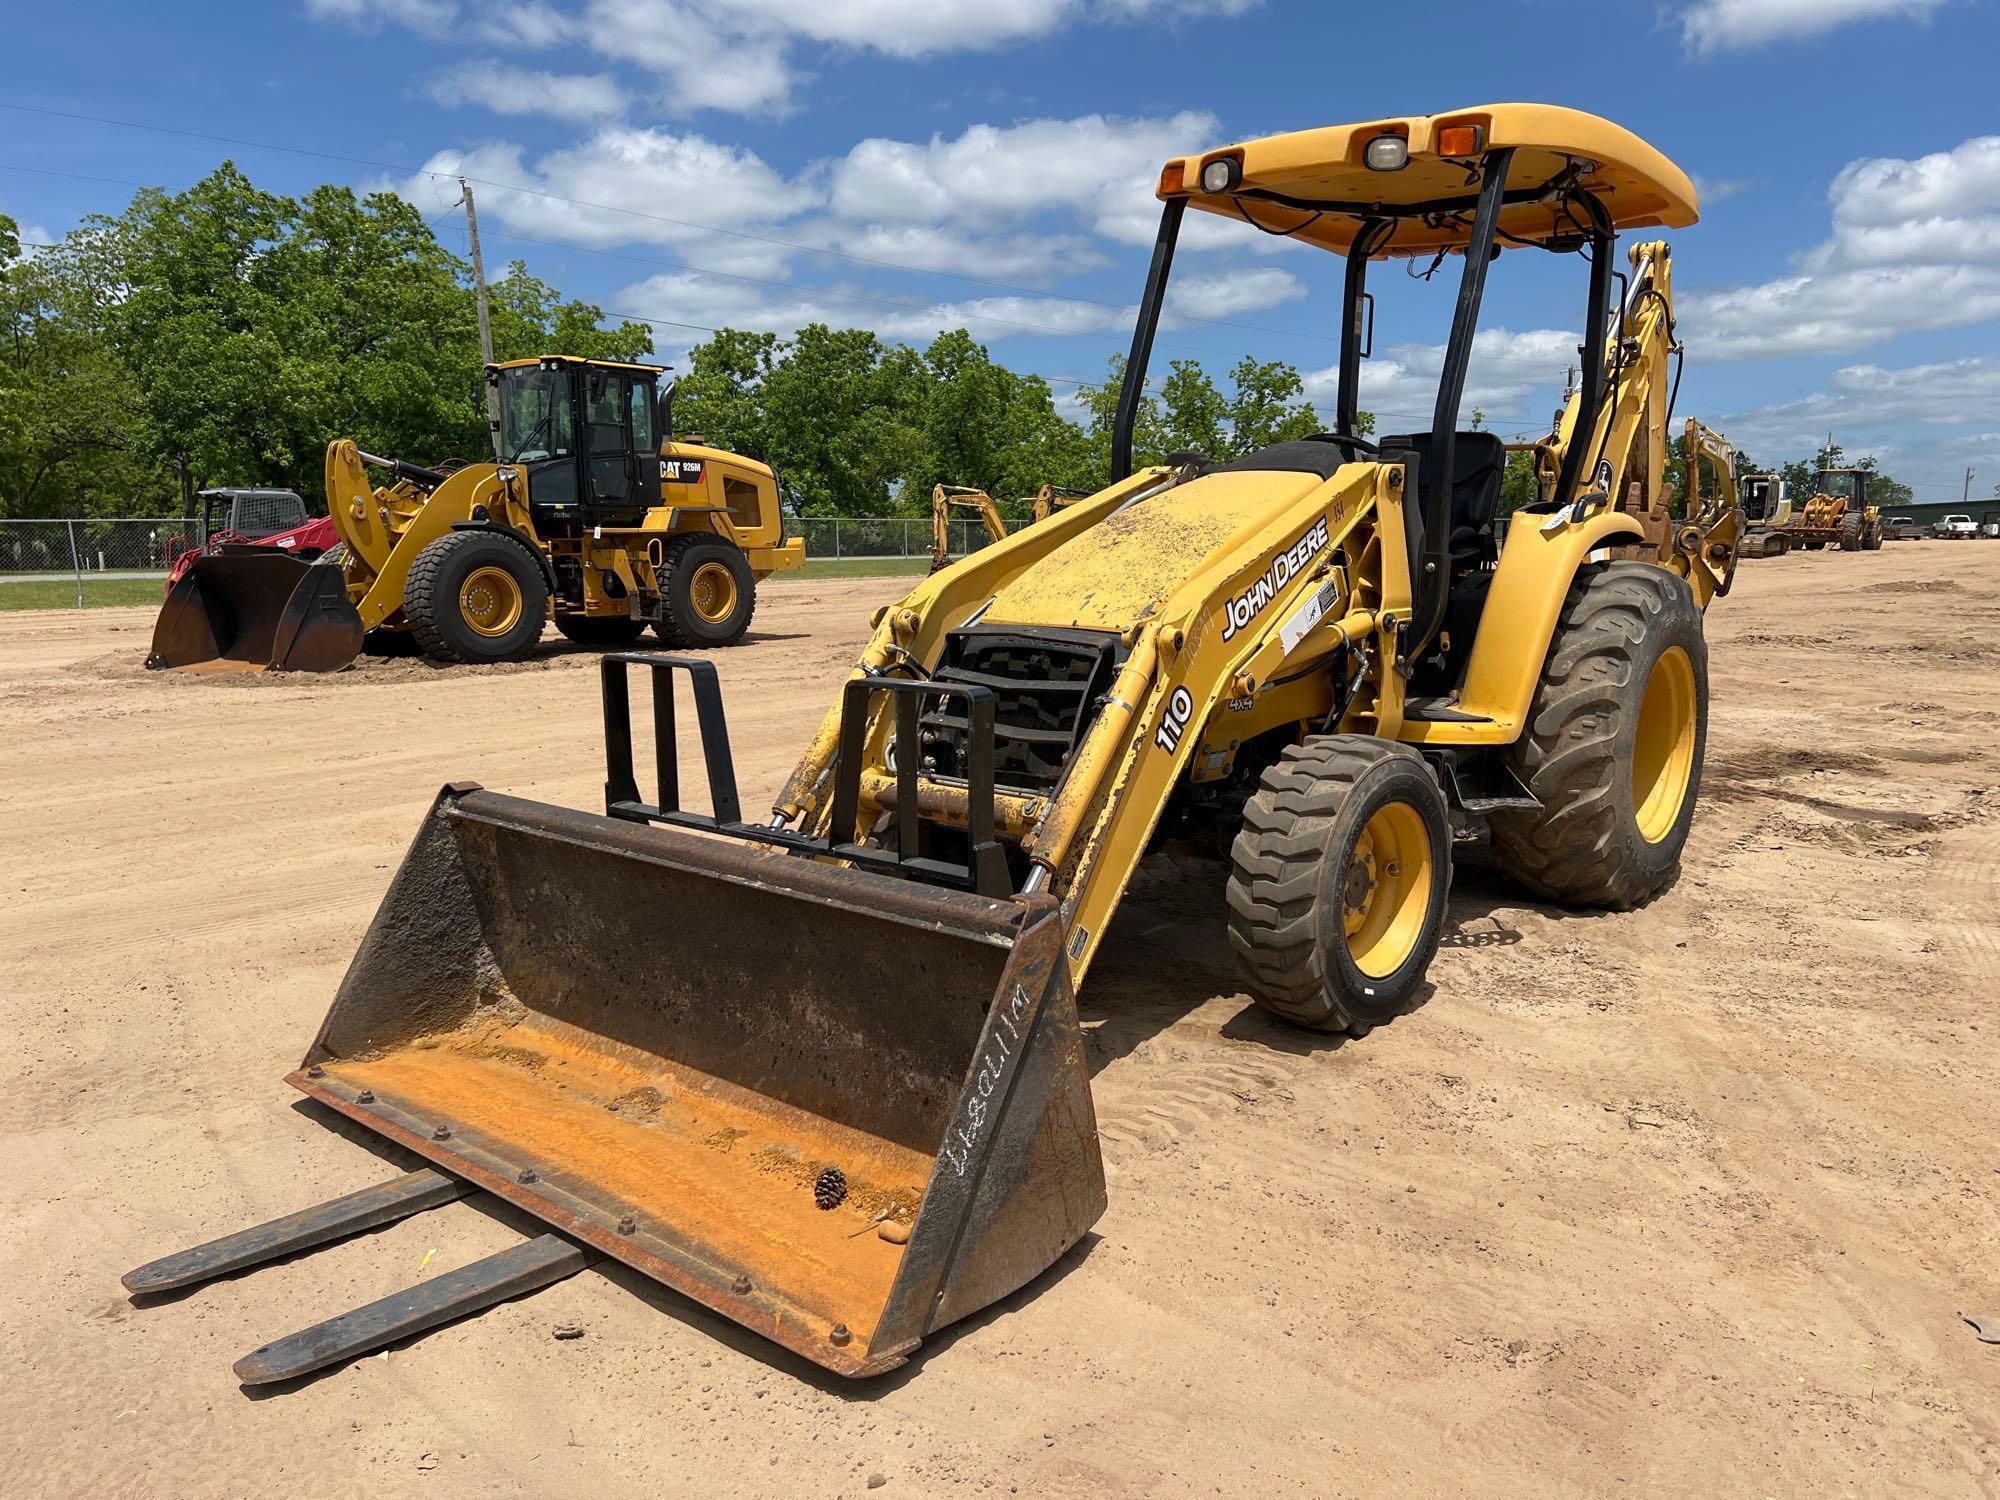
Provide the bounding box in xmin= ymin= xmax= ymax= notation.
xmin=489 ymin=356 xmax=667 ymax=376
xmin=1159 ymin=104 xmax=1698 ymax=257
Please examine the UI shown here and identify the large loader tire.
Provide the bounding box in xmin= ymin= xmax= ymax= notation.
xmin=404 ymin=530 xmax=548 ymax=664
xmin=553 ymin=614 xmax=647 ymax=647
xmin=1226 ymin=736 xmax=1452 ymax=1035
xmin=1491 ymin=562 xmax=1706 ymax=910
xmin=653 ymin=535 xmax=756 ymax=647
xmin=1863 ymin=520 xmax=1884 ymax=550
xmin=1837 ymin=512 xmax=1865 ymax=551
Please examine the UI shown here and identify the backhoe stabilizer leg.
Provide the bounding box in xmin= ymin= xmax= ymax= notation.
xmin=122 ymin=1168 xmax=472 ymax=1295
xmin=232 ymin=1233 xmax=595 ymax=1385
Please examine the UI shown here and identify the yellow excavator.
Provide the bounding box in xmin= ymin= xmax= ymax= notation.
xmin=928 ymin=482 xmax=1091 ymax=571
xmin=127 ymin=105 xmax=1735 ymax=1384
xmin=147 ymin=357 xmax=804 ymax=671
xmin=926 ymin=484 xmax=1010 ymax=572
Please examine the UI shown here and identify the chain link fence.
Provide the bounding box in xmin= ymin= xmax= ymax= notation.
xmin=792 ymin=515 xmax=1004 ymax=576
xmin=0 ymin=514 xmax=1009 ymax=608
xmin=0 ymin=518 xmax=213 ymax=608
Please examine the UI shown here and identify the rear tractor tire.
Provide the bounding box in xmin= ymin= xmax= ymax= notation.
xmin=404 ymin=530 xmax=549 ymax=665
xmin=1490 ymin=561 xmax=1707 ymax=910
xmin=553 ymin=614 xmax=647 ymax=647
xmin=653 ymin=535 xmax=756 ymax=647
xmin=1226 ymin=736 xmax=1453 ymax=1035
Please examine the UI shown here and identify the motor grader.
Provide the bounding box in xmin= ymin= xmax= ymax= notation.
xmin=146 ymin=356 xmax=803 ymax=672
xmin=127 ymin=105 xmax=1736 ymax=1384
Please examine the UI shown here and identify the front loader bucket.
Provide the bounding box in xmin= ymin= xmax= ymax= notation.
xmin=291 ymin=784 xmax=1105 ymax=1377
xmin=147 ymin=553 xmax=364 ymax=672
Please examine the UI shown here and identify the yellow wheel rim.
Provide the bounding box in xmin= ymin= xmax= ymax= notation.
xmin=458 ymin=565 xmax=523 ymax=639
xmin=1342 ymin=802 xmax=1433 ymax=980
xmin=1633 ymin=645 xmax=1698 ymax=844
xmin=688 ymin=561 xmax=739 ymax=625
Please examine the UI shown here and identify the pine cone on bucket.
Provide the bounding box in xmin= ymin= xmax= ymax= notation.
xmin=813 ymin=1167 xmax=847 ymax=1210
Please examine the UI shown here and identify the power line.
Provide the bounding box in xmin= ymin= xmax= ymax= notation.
xmin=0 ymin=99 xmax=1340 ymax=348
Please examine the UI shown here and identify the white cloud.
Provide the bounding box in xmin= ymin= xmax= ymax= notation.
xmin=1681 ymin=133 xmax=2000 ymax=359
xmin=428 ymin=62 xmax=629 ymax=121
xmin=610 ymin=258 xmax=1300 ymax=346
xmin=1679 ymin=0 xmax=1950 ymax=54
xmin=829 ymin=112 xmax=1217 ymax=240
xmin=402 ymin=128 xmax=818 ymax=276
xmin=1719 ymin=356 xmax=2000 ymax=455
xmin=1304 ymin=328 xmax=1578 ymax=435
xmin=315 ymin=0 xmax=1264 ymax=116
xmin=305 ymin=0 xmax=456 ymax=32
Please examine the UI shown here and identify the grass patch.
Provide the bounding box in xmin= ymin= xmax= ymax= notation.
xmin=791 ymin=555 xmax=938 ymax=579
xmin=0 ymin=576 xmax=168 ymax=610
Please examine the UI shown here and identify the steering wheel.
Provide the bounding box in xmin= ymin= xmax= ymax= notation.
xmin=1304 ymin=430 xmax=1378 ymax=458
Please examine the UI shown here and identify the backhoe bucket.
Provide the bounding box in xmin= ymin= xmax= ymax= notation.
xmin=147 ymin=553 xmax=364 ymax=672
xmin=290 ymin=784 xmax=1105 ymax=1377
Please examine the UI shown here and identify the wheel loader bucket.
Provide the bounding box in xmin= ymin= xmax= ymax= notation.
xmin=289 ymin=783 xmax=1105 ymax=1377
xmin=147 ymin=553 xmax=364 ymax=673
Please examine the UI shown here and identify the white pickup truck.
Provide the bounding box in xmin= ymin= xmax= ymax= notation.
xmin=1933 ymin=514 xmax=1978 ymax=540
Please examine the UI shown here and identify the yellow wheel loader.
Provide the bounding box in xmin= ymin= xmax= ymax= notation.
xmin=1762 ymin=467 xmax=1882 ymax=554
xmin=146 ymin=356 xmax=804 ymax=672
xmin=127 ymin=106 xmax=1737 ymax=1384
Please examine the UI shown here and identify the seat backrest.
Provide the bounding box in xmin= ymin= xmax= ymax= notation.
xmin=1379 ymin=431 xmax=1507 ymax=540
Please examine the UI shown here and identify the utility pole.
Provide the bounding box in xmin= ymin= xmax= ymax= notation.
xmin=1964 ymin=466 xmax=1976 ymax=503
xmin=459 ymin=179 xmax=501 ymax=459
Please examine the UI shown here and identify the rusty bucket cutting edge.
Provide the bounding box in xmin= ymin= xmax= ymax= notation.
xmin=147 ymin=554 xmax=364 ymax=673
xmin=291 ymin=783 xmax=1107 ymax=1377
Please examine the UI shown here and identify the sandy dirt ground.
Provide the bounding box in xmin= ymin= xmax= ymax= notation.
xmin=3 ymin=546 xmax=1997 ymax=1498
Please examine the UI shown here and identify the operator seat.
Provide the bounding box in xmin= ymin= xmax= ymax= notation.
xmin=1379 ymin=431 xmax=1507 ymax=570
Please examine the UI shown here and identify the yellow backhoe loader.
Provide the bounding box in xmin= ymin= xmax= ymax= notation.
xmin=128 ymin=105 xmax=1735 ymax=1384
xmin=147 ymin=357 xmax=804 ymax=672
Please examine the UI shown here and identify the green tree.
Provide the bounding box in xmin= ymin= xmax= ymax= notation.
xmin=1159 ymin=359 xmax=1228 ymax=459
xmin=489 ymin=261 xmax=652 ymax=366
xmin=0 ymin=215 xmax=164 ymax=517
xmin=1224 ymin=355 xmax=1325 ymax=455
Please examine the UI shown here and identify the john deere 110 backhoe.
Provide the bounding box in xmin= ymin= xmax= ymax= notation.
xmin=128 ymin=105 xmax=1737 ymax=1383
xmin=147 ymin=357 xmax=803 ymax=671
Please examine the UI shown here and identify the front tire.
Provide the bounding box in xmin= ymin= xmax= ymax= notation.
xmin=1226 ymin=737 xmax=1452 ymax=1035
xmin=404 ymin=530 xmax=548 ymax=664
xmin=1491 ymin=562 xmax=1707 ymax=909
xmin=1838 ymin=512 xmax=1865 ymax=551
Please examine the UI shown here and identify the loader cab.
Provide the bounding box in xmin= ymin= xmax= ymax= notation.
xmin=491 ymin=357 xmax=666 ymax=534
xmin=1816 ymin=469 xmax=1867 ymax=506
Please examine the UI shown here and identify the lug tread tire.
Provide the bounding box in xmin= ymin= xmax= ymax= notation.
xmin=1226 ymin=736 xmax=1451 ymax=1036
xmin=1490 ymin=562 xmax=1705 ymax=911
xmin=1838 ymin=512 xmax=1865 ymax=551
xmin=404 ymin=530 xmax=548 ymax=665
xmin=653 ymin=534 xmax=757 ymax=648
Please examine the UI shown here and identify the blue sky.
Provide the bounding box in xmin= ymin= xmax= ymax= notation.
xmin=6 ymin=0 xmax=1998 ymax=498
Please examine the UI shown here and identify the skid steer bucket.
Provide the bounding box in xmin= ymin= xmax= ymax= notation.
xmin=147 ymin=553 xmax=364 ymax=673
xmin=287 ymin=779 xmax=1104 ymax=1377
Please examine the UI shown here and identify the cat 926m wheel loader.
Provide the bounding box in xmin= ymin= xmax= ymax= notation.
xmin=127 ymin=106 xmax=1736 ymax=1383
xmin=146 ymin=356 xmax=803 ymax=672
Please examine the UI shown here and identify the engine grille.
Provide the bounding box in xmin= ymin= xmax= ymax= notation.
xmin=918 ymin=629 xmax=1120 ymax=794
